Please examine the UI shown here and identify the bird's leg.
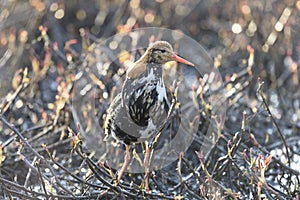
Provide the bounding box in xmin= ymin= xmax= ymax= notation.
xmin=117 ymin=144 xmax=130 ymax=184
xmin=148 ymin=131 xmax=162 ymax=169
xmin=143 ymin=85 xmax=179 ymax=191
xmin=144 ymin=141 xmax=150 ymax=192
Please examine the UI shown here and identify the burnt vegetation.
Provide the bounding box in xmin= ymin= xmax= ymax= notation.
xmin=0 ymin=0 xmax=300 ymax=199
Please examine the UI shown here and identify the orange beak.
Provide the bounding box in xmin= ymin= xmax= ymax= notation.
xmin=172 ymin=54 xmax=194 ymax=67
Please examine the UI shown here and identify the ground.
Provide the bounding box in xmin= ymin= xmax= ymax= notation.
xmin=0 ymin=0 xmax=300 ymax=199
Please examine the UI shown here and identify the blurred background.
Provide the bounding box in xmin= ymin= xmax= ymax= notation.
xmin=0 ymin=0 xmax=299 ymax=199
xmin=1 ymin=0 xmax=300 ymax=108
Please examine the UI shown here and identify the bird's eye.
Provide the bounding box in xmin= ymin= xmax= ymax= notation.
xmin=160 ymin=49 xmax=166 ymax=53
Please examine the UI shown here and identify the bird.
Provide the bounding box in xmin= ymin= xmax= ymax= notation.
xmin=104 ymin=40 xmax=194 ymax=191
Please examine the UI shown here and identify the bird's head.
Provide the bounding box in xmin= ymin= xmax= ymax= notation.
xmin=126 ymin=41 xmax=194 ymax=79
xmin=147 ymin=41 xmax=194 ymax=66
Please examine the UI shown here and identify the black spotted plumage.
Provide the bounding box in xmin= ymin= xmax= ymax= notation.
xmin=105 ymin=93 xmax=142 ymax=145
xmin=103 ymin=41 xmax=194 ymax=189
xmin=105 ymin=64 xmax=169 ymax=145
xmin=128 ymin=82 xmax=169 ymax=127
xmin=104 ymin=41 xmax=194 ymax=146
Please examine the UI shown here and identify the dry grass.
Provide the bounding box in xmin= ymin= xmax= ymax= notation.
xmin=0 ymin=0 xmax=300 ymax=199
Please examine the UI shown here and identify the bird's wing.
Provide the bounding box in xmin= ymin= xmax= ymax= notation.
xmin=104 ymin=93 xmax=121 ymax=136
xmin=105 ymin=92 xmax=146 ymax=144
xmin=121 ymin=62 xmax=149 ymax=110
